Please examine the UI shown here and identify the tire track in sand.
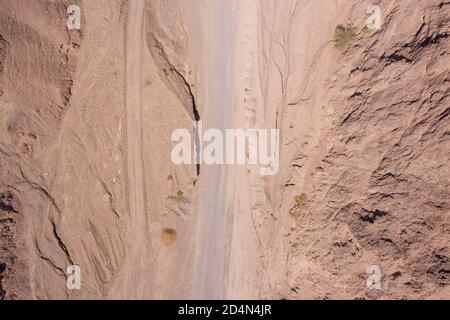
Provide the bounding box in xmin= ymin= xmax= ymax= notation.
xmin=108 ymin=0 xmax=146 ymax=299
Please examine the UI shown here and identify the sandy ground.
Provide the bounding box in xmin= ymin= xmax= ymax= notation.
xmin=0 ymin=0 xmax=448 ymax=300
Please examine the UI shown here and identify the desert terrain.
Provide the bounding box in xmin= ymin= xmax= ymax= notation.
xmin=0 ymin=0 xmax=448 ymax=300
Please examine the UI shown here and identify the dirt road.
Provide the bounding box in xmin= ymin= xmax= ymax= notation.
xmin=108 ymin=0 xmax=146 ymax=299
xmin=189 ymin=0 xmax=237 ymax=299
xmin=111 ymin=0 xmax=254 ymax=299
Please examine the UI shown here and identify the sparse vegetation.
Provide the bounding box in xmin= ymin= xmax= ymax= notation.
xmin=293 ymin=193 xmax=307 ymax=206
xmin=333 ymin=24 xmax=356 ymax=52
xmin=361 ymin=26 xmax=375 ymax=37
xmin=176 ymin=190 xmax=184 ymax=198
xmin=167 ymin=174 xmax=173 ymax=181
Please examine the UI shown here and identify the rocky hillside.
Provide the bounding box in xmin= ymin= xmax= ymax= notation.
xmin=263 ymin=0 xmax=449 ymax=299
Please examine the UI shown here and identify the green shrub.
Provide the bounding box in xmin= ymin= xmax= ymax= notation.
xmin=293 ymin=193 xmax=307 ymax=206
xmin=334 ymin=24 xmax=356 ymax=52
xmin=361 ymin=26 xmax=375 ymax=37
